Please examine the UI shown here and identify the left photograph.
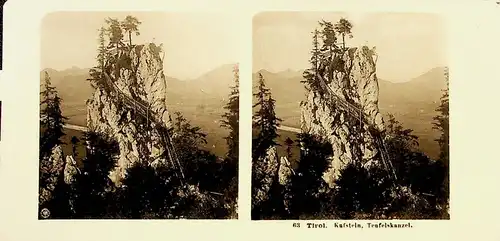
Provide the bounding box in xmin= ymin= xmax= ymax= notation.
xmin=39 ymin=12 xmax=239 ymax=219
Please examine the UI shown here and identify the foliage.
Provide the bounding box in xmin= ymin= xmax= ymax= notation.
xmin=331 ymin=163 xmax=392 ymax=219
xmin=301 ymin=29 xmax=323 ymax=93
xmin=114 ymin=163 xmax=183 ymax=218
xmin=334 ymin=18 xmax=353 ymax=49
xmin=40 ymin=71 xmax=67 ymax=158
xmin=121 ymin=15 xmax=141 ymax=46
xmin=221 ymin=64 xmax=239 ymax=162
xmin=284 ymin=133 xmax=332 ymax=218
xmin=70 ymin=136 xmax=79 ymax=157
xmin=252 ymin=73 xmax=282 ymax=159
xmin=70 ymin=131 xmax=119 ymax=218
xmin=385 ymin=114 xmax=447 ymax=202
xmin=97 ymin=27 xmax=108 ymax=68
xmin=318 ymin=20 xmax=337 ymax=52
xmin=105 ymin=18 xmax=124 ymax=51
xmin=219 ymin=64 xmax=240 ymax=217
xmin=284 ymin=137 xmax=294 ymax=160
xmin=169 ymin=112 xmax=236 ymax=217
xmin=433 ymin=67 xmax=450 ymax=202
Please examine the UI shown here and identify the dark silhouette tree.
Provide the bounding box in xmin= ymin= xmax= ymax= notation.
xmin=70 ymin=131 xmax=119 ymax=218
xmin=115 ymin=162 xmax=184 ymax=219
xmin=285 ymin=133 xmax=331 ymax=218
xmin=284 ymin=137 xmax=294 ymax=160
xmin=301 ymin=29 xmax=323 ymax=92
xmin=71 ymin=136 xmax=80 ymax=158
xmin=105 ymin=18 xmax=124 ymax=56
xmin=432 ymin=67 xmax=450 ymax=202
xmin=318 ymin=20 xmax=337 ymax=52
xmin=40 ymin=71 xmax=67 ymax=158
xmin=121 ymin=15 xmax=141 ymax=47
xmin=332 ymin=162 xmax=392 ymax=219
xmin=384 ymin=113 xmax=447 ymax=217
xmin=251 ymin=73 xmax=282 ymax=217
xmin=39 ymin=72 xmax=69 ymax=218
xmin=334 ymin=18 xmax=353 ymax=49
xmin=170 ymin=112 xmax=222 ymax=191
xmin=252 ymin=73 xmax=282 ymax=158
xmin=97 ymin=27 xmax=107 ymax=69
xmin=87 ymin=27 xmax=109 ymax=90
xmin=220 ymin=64 xmax=240 ymax=216
xmin=221 ymin=64 xmax=239 ymax=162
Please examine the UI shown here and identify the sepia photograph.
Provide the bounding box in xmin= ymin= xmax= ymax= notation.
xmin=251 ymin=12 xmax=449 ymax=220
xmin=39 ymin=12 xmax=239 ymax=219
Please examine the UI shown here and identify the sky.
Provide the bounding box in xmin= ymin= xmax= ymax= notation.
xmin=41 ymin=12 xmax=241 ymax=80
xmin=253 ymin=12 xmax=447 ymax=82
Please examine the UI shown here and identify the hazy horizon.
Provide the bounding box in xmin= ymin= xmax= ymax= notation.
xmin=40 ymin=62 xmax=238 ymax=81
xmin=253 ymin=12 xmax=447 ymax=83
xmin=41 ymin=12 xmax=241 ymax=80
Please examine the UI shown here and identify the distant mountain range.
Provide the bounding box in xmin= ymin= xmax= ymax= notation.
xmin=252 ymin=67 xmax=447 ymax=160
xmin=40 ymin=64 xmax=237 ymax=157
xmin=40 ymin=64 xmax=447 ymax=159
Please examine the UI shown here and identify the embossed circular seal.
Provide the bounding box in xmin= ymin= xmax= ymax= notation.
xmin=40 ymin=208 xmax=50 ymax=219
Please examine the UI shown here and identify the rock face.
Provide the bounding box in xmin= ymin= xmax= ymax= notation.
xmin=300 ymin=46 xmax=385 ymax=187
xmin=278 ymin=156 xmax=292 ymax=186
xmin=64 ymin=155 xmax=79 ymax=185
xmin=39 ymin=145 xmax=65 ymax=206
xmin=87 ymin=43 xmax=173 ymax=184
xmin=253 ymin=146 xmax=279 ymax=205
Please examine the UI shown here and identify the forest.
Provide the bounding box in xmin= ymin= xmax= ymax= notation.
xmin=251 ymin=18 xmax=449 ymax=220
xmin=38 ymin=16 xmax=239 ymax=219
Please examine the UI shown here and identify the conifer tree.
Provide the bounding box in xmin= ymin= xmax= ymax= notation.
xmin=88 ymin=27 xmax=110 ymax=89
xmin=40 ymin=71 xmax=67 ymax=158
xmin=334 ymin=18 xmax=353 ymax=49
xmin=97 ymin=27 xmax=107 ymax=69
xmin=221 ymin=64 xmax=239 ymax=162
xmin=121 ymin=15 xmax=141 ymax=47
xmin=319 ymin=20 xmax=337 ymax=52
xmin=302 ymin=29 xmax=322 ymax=92
xmin=252 ymin=73 xmax=282 ymax=158
xmin=433 ymin=67 xmax=449 ymax=163
xmin=433 ymin=67 xmax=450 ymax=202
xmin=105 ymin=18 xmax=124 ymax=56
xmin=71 ymin=131 xmax=119 ymax=218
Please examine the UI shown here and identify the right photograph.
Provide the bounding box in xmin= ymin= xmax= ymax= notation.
xmin=251 ymin=12 xmax=449 ymax=220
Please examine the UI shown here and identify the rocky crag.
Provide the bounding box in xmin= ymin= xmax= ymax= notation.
xmin=253 ymin=146 xmax=292 ymax=206
xmin=39 ymin=145 xmax=79 ymax=207
xmin=87 ymin=43 xmax=174 ymax=184
xmin=300 ymin=46 xmax=385 ymax=187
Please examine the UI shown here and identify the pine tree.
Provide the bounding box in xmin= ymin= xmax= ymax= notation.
xmin=318 ymin=20 xmax=337 ymax=52
xmin=252 ymin=73 xmax=282 ymax=158
xmin=71 ymin=131 xmax=119 ymax=218
xmin=121 ymin=15 xmax=141 ymax=47
xmin=333 ymin=18 xmax=353 ymax=49
xmin=221 ymin=64 xmax=239 ymax=162
xmin=87 ymin=27 xmax=109 ymax=90
xmin=97 ymin=27 xmax=107 ymax=69
xmin=302 ymin=29 xmax=322 ymax=92
xmin=432 ymin=67 xmax=449 ymax=202
xmin=40 ymin=71 xmax=67 ymax=158
xmin=105 ymin=18 xmax=124 ymax=56
xmin=433 ymin=67 xmax=449 ymax=163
